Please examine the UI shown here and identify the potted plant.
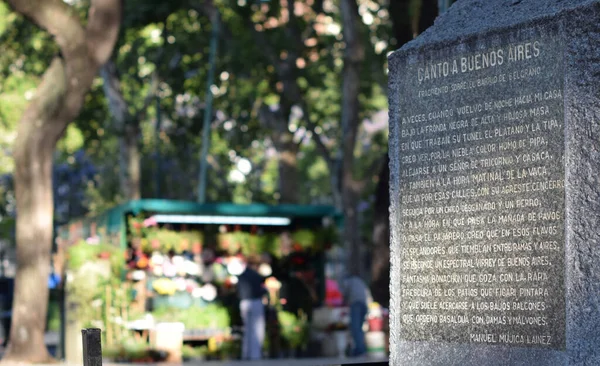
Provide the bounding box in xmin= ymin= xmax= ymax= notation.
xmin=277 ymin=310 xmax=309 ymax=357
xmin=291 ymin=230 xmax=316 ymax=252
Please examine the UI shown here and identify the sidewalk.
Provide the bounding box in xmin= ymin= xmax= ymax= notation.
xmin=32 ymin=356 xmax=388 ymax=366
xmin=0 ymin=334 xmax=388 ymax=366
xmin=2 ymin=331 xmax=388 ymax=366
xmin=180 ymin=356 xmax=387 ymax=366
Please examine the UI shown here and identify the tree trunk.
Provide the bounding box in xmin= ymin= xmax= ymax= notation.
xmin=3 ymin=58 xmax=69 ymax=363
xmin=340 ymin=0 xmax=365 ymax=276
xmin=369 ymin=0 xmax=438 ymax=302
xmin=101 ymin=62 xmax=141 ymax=200
xmin=389 ymin=0 xmax=417 ymax=46
xmin=1 ymin=0 xmax=121 ymax=362
xmin=420 ymin=0 xmax=439 ymax=34
xmin=259 ymin=105 xmax=301 ymax=204
xmin=9 ymin=117 xmax=58 ymax=363
xmin=274 ymin=131 xmax=300 ymax=204
xmin=371 ymin=155 xmax=390 ymax=307
xmin=342 ymin=186 xmax=362 ymax=276
xmin=10 ymin=143 xmax=56 ymax=363
xmin=126 ymin=125 xmax=141 ymax=200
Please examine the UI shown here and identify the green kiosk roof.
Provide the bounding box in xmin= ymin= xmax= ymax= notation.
xmin=58 ymin=199 xmax=342 ymax=240
xmin=116 ymin=199 xmax=340 ymax=218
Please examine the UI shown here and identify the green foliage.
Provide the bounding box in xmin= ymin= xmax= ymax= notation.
xmin=102 ymin=338 xmax=155 ymax=362
xmin=143 ymin=228 xmax=204 ymax=253
xmin=277 ymin=310 xmax=309 ymax=349
xmin=182 ymin=344 xmax=208 ymax=360
xmin=127 ymin=215 xmax=204 ymax=253
xmin=215 ymin=228 xmax=334 ymax=257
xmin=0 ymin=217 xmax=15 ymax=242
xmin=65 ymin=240 xmax=127 ymax=333
xmin=152 ymin=303 xmax=231 ymax=329
xmin=67 ymin=241 xmax=124 ymax=278
xmin=291 ymin=230 xmax=316 ymax=249
xmin=56 ymin=125 xmax=85 ymax=155
xmin=0 ymin=3 xmax=54 ymax=174
xmin=292 ymin=227 xmax=338 ymax=250
xmin=215 ymin=339 xmax=241 ymax=359
xmin=47 ymin=292 xmax=61 ymax=332
xmin=1 ymin=0 xmax=396 ymax=264
xmin=85 ymin=176 xmax=123 ymax=217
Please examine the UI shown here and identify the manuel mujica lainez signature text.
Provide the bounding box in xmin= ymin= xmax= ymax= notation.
xmin=470 ymin=333 xmax=551 ymax=345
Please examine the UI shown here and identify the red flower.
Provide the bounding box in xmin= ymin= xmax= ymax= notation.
xmin=292 ymin=257 xmax=305 ymax=265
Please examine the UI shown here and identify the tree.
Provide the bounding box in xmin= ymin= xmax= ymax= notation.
xmin=371 ymin=154 xmax=390 ymax=307
xmin=204 ymin=0 xmax=338 ymax=205
xmin=101 ymin=60 xmax=158 ymax=201
xmin=214 ymin=0 xmax=387 ymax=273
xmin=369 ymin=0 xmax=441 ymax=307
xmin=222 ymin=0 xmax=312 ymax=204
xmin=337 ymin=0 xmax=366 ymax=274
xmin=0 ymin=0 xmax=121 ymax=362
xmin=99 ymin=0 xmax=191 ymax=201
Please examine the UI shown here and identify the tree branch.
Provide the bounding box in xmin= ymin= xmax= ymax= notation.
xmin=8 ymin=0 xmax=122 ymax=135
xmin=351 ymin=155 xmax=385 ymax=193
xmin=246 ymin=19 xmax=280 ymax=68
xmin=105 ymin=19 xmax=168 ymax=129
xmin=258 ymin=104 xmax=282 ymax=131
xmin=6 ymin=0 xmax=85 ymax=59
xmin=16 ymin=57 xmax=68 ymax=147
xmin=86 ymin=0 xmax=122 ymax=66
xmin=339 ymin=0 xmax=364 ymax=182
xmin=284 ymin=0 xmax=303 ymax=60
xmin=100 ymin=60 xmax=127 ymax=128
xmin=206 ymin=154 xmax=231 ymax=197
xmin=298 ymin=102 xmax=332 ymax=166
xmin=191 ymin=0 xmax=234 ymax=45
xmin=340 ymin=0 xmax=364 ymax=64
xmin=135 ymin=72 xmax=160 ymax=122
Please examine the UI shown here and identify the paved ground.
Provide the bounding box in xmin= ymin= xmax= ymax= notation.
xmin=31 ymin=356 xmax=387 ymax=366
xmin=3 ymin=331 xmax=388 ymax=366
xmin=180 ymin=356 xmax=387 ymax=366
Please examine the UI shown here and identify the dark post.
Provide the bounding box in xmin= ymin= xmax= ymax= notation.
xmin=154 ymin=95 xmax=162 ymax=198
xmin=197 ymin=10 xmax=220 ymax=203
xmin=81 ymin=328 xmax=102 ymax=366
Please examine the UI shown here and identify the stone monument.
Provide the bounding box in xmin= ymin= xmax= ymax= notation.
xmin=387 ymin=0 xmax=600 ymax=365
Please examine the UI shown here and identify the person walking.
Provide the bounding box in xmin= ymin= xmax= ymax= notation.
xmin=236 ymin=256 xmax=267 ymax=360
xmin=341 ymin=273 xmax=371 ymax=357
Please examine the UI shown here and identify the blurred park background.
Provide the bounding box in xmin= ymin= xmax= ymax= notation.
xmin=0 ymin=0 xmax=451 ymax=363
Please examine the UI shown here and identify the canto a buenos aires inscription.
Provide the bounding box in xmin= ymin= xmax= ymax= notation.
xmin=397 ymin=27 xmax=565 ymax=349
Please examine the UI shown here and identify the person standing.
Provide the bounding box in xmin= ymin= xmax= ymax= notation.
xmin=236 ymin=256 xmax=267 ymax=360
xmin=341 ymin=274 xmax=371 ymax=357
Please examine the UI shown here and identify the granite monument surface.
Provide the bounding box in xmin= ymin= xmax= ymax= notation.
xmin=388 ymin=1 xmax=600 ymax=365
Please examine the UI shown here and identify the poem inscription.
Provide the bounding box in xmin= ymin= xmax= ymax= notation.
xmin=397 ymin=26 xmax=565 ymax=350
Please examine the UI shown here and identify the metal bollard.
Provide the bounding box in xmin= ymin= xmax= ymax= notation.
xmin=81 ymin=328 xmax=102 ymax=366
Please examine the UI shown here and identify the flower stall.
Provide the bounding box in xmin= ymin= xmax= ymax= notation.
xmin=56 ymin=199 xmax=341 ymax=363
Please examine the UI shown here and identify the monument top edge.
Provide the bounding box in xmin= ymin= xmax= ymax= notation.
xmin=388 ymin=0 xmax=598 ymax=61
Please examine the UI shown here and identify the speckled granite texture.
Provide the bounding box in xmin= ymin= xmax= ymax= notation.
xmin=388 ymin=1 xmax=600 ymax=365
